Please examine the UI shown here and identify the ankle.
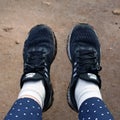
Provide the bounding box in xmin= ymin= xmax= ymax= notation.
xmin=75 ymin=79 xmax=102 ymax=109
xmin=18 ymin=81 xmax=46 ymax=109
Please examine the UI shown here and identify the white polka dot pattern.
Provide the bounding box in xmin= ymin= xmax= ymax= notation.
xmin=4 ymin=97 xmax=114 ymax=120
xmin=4 ymin=98 xmax=42 ymax=120
xmin=79 ymin=97 xmax=114 ymax=120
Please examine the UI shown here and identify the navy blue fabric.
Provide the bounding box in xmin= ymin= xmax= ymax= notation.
xmin=4 ymin=98 xmax=42 ymax=120
xmin=4 ymin=97 xmax=114 ymax=120
xmin=79 ymin=97 xmax=114 ymax=120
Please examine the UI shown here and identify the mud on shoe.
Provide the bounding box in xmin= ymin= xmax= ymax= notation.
xmin=67 ymin=23 xmax=102 ymax=112
xmin=20 ymin=24 xmax=57 ymax=112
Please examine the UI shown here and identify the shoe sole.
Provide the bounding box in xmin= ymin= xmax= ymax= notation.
xmin=44 ymin=26 xmax=57 ymax=112
xmin=49 ymin=27 xmax=57 ymax=64
xmin=40 ymin=25 xmax=57 ymax=112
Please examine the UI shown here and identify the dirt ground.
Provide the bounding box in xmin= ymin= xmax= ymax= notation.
xmin=0 ymin=0 xmax=120 ymax=119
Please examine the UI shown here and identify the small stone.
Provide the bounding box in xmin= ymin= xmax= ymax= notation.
xmin=42 ymin=1 xmax=51 ymax=6
xmin=3 ymin=27 xmax=13 ymax=32
xmin=15 ymin=40 xmax=20 ymax=44
xmin=115 ymin=22 xmax=118 ymax=25
xmin=103 ymin=9 xmax=108 ymax=12
xmin=112 ymin=9 xmax=120 ymax=15
xmin=108 ymin=47 xmax=113 ymax=50
xmin=111 ymin=83 xmax=116 ymax=87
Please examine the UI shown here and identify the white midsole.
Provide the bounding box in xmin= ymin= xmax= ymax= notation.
xmin=67 ymin=25 xmax=76 ymax=61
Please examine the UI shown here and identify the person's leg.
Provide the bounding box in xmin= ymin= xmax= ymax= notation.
xmin=67 ymin=23 xmax=114 ymax=119
xmin=4 ymin=24 xmax=57 ymax=120
xmin=4 ymin=81 xmax=45 ymax=120
xmin=4 ymin=98 xmax=42 ymax=120
xmin=76 ymin=79 xmax=114 ymax=120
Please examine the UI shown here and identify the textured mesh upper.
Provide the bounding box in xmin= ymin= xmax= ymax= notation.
xmin=70 ymin=24 xmax=100 ymax=64
xmin=67 ymin=23 xmax=102 ymax=112
xmin=21 ymin=24 xmax=57 ymax=112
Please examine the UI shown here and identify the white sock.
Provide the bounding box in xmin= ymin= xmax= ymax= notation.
xmin=18 ymin=80 xmax=45 ymax=109
xmin=75 ymin=79 xmax=102 ymax=109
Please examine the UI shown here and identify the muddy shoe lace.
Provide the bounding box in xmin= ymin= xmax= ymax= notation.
xmin=24 ymin=51 xmax=48 ymax=77
xmin=73 ymin=48 xmax=102 ymax=78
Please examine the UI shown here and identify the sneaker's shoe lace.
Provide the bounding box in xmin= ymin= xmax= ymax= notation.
xmin=73 ymin=49 xmax=102 ymax=77
xmin=24 ymin=51 xmax=48 ymax=77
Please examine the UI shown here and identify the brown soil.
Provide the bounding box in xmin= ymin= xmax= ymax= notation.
xmin=0 ymin=0 xmax=120 ymax=119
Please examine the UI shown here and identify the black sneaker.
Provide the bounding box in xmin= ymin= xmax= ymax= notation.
xmin=67 ymin=23 xmax=102 ymax=112
xmin=20 ymin=24 xmax=57 ymax=112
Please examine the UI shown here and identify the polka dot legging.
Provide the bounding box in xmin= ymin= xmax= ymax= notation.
xmin=79 ymin=97 xmax=114 ymax=120
xmin=4 ymin=98 xmax=42 ymax=120
xmin=4 ymin=97 xmax=114 ymax=120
